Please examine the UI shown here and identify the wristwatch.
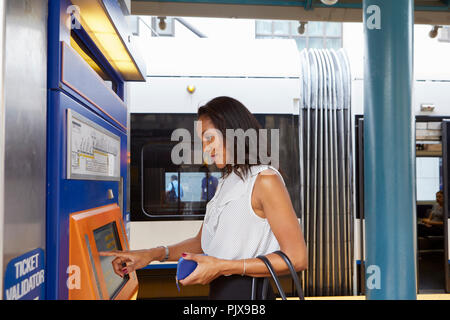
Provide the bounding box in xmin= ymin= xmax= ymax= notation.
xmin=158 ymin=246 xmax=169 ymax=262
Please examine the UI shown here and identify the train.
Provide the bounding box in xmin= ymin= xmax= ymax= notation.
xmin=127 ymin=36 xmax=450 ymax=298
xmin=1 ymin=0 xmax=449 ymax=300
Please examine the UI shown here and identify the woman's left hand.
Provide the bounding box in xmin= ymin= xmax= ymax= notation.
xmin=178 ymin=253 xmax=225 ymax=286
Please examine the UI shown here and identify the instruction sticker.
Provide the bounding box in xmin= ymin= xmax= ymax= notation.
xmin=67 ymin=109 xmax=121 ymax=181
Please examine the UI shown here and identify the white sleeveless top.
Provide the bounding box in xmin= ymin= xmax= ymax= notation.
xmin=201 ymin=165 xmax=282 ymax=260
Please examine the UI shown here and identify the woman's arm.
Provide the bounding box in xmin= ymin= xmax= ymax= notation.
xmin=163 ymin=225 xmax=204 ymax=261
xmin=424 ymin=219 xmax=443 ymax=226
xmin=101 ymin=225 xmax=204 ymax=277
xmin=427 ymin=207 xmax=434 ymax=220
xmin=222 ymin=170 xmax=308 ymax=277
xmin=423 ymin=206 xmax=444 ymax=226
xmin=180 ymin=170 xmax=308 ymax=285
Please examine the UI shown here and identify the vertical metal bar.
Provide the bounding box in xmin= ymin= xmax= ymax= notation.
xmin=4 ymin=0 xmax=47 ymax=298
xmin=0 ymin=0 xmax=5 ymax=300
xmin=326 ymin=49 xmax=338 ymax=295
xmin=357 ymin=118 xmax=366 ymax=294
xmin=324 ymin=49 xmax=334 ymax=295
xmin=308 ymin=49 xmax=319 ymax=296
xmin=344 ymin=49 xmax=353 ymax=295
xmin=334 ymin=52 xmax=343 ymax=295
xmin=335 ymin=51 xmax=346 ymax=295
xmin=334 ymin=49 xmax=346 ymax=295
xmin=323 ymin=50 xmax=334 ymax=295
xmin=318 ymin=49 xmax=329 ymax=296
xmin=342 ymin=50 xmax=354 ymax=296
xmin=363 ymin=0 xmax=416 ymax=299
xmin=315 ymin=48 xmax=324 ymax=296
xmin=298 ymin=54 xmax=305 ymax=230
xmin=299 ymin=49 xmax=309 ymax=292
xmin=337 ymin=49 xmax=349 ymax=295
xmin=305 ymin=50 xmax=312 ymax=296
xmin=312 ymin=49 xmax=322 ymax=295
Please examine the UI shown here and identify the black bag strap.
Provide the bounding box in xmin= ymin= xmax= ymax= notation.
xmin=255 ymin=255 xmax=287 ymax=300
xmin=251 ymin=278 xmax=257 ymax=300
xmin=273 ymin=251 xmax=305 ymax=300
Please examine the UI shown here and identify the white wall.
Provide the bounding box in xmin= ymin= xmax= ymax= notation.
xmin=343 ymin=23 xmax=450 ymax=81
xmin=131 ymin=36 xmax=302 ymax=114
xmin=343 ymin=23 xmax=450 ymax=116
xmin=134 ymin=18 xmax=450 ymax=116
xmin=138 ymin=17 xmax=450 ymax=80
xmin=175 ymin=17 xmax=255 ymax=40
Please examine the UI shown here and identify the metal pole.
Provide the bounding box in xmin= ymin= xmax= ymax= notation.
xmin=0 ymin=0 xmax=6 ymax=300
xmin=324 ymin=49 xmax=334 ymax=295
xmin=337 ymin=52 xmax=346 ymax=295
xmin=363 ymin=0 xmax=416 ymax=300
xmin=338 ymin=49 xmax=351 ymax=295
xmin=327 ymin=49 xmax=339 ymax=295
xmin=309 ymin=49 xmax=319 ymax=296
xmin=302 ymin=49 xmax=312 ymax=296
xmin=318 ymin=49 xmax=330 ymax=295
xmin=342 ymin=50 xmax=354 ymax=296
xmin=315 ymin=48 xmax=324 ymax=296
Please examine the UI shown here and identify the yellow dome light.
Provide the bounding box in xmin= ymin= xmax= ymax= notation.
xmin=187 ymin=85 xmax=196 ymax=94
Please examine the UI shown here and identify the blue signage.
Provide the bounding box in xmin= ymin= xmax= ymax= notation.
xmin=4 ymin=248 xmax=45 ymax=300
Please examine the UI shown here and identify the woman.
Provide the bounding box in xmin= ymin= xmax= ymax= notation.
xmin=101 ymin=96 xmax=307 ymax=300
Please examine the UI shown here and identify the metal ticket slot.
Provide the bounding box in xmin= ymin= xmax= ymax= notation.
xmin=46 ymin=0 xmax=145 ymax=300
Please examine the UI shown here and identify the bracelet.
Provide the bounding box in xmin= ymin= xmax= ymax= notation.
xmin=242 ymin=259 xmax=246 ymax=276
xmin=158 ymin=246 xmax=169 ymax=262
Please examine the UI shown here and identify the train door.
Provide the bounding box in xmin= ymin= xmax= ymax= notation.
xmin=355 ymin=116 xmax=450 ymax=294
xmin=441 ymin=120 xmax=450 ymax=292
xmin=355 ymin=116 xmax=365 ymax=294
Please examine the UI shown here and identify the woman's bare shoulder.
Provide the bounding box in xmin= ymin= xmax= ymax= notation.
xmin=253 ymin=169 xmax=286 ymax=197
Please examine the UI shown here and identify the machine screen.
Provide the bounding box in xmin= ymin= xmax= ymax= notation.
xmin=93 ymin=222 xmax=128 ymax=299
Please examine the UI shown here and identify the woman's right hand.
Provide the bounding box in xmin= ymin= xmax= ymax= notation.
xmin=99 ymin=249 xmax=161 ymax=277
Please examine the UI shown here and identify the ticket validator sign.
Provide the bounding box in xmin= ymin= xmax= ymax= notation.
xmin=3 ymin=248 xmax=45 ymax=300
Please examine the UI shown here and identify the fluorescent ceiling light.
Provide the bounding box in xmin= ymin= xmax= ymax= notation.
xmin=71 ymin=0 xmax=145 ymax=81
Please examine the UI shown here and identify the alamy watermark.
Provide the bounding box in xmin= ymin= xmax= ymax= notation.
xmin=170 ymin=121 xmax=280 ymax=170
xmin=366 ymin=264 xmax=381 ymax=290
xmin=66 ymin=5 xmax=82 ymax=31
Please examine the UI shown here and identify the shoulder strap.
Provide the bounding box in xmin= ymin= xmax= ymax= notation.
xmin=274 ymin=251 xmax=305 ymax=300
xmin=255 ymin=255 xmax=287 ymax=300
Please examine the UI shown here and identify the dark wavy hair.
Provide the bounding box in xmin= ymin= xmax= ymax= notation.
xmin=198 ymin=96 xmax=270 ymax=180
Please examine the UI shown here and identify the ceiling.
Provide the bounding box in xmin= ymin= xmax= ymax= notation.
xmin=131 ymin=0 xmax=450 ymax=25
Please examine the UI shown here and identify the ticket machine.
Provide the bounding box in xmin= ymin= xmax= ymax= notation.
xmin=69 ymin=204 xmax=138 ymax=300
xmin=46 ymin=0 xmax=145 ymax=300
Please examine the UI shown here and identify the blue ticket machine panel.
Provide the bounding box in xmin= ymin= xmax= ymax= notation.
xmin=47 ymin=0 xmax=145 ymax=300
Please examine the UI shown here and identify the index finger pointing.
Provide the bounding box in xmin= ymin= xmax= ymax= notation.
xmin=99 ymin=251 xmax=124 ymax=257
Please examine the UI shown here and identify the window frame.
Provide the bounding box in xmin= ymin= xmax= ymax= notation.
xmin=255 ymin=20 xmax=343 ymax=50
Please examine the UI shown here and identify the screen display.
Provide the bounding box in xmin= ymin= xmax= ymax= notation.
xmin=94 ymin=222 xmax=128 ymax=299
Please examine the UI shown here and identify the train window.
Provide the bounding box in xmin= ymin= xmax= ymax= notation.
xmin=255 ymin=20 xmax=343 ymax=50
xmin=140 ymin=141 xmax=221 ymax=217
xmin=164 ymin=172 xmax=221 ymax=203
xmin=131 ymin=113 xmax=300 ymax=221
xmin=416 ymin=157 xmax=442 ymax=202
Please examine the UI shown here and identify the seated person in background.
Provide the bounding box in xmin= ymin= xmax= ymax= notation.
xmin=418 ymin=190 xmax=444 ymax=237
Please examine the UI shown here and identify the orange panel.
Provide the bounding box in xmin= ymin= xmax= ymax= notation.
xmin=69 ymin=204 xmax=138 ymax=300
